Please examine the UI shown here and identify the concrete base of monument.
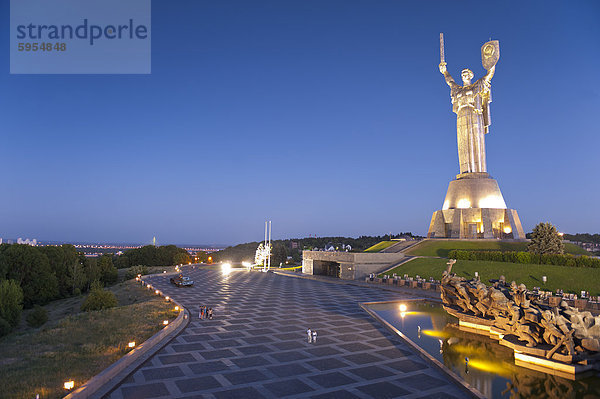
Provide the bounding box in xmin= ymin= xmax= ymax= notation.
xmin=444 ymin=305 xmax=598 ymax=377
xmin=427 ymin=172 xmax=525 ymax=239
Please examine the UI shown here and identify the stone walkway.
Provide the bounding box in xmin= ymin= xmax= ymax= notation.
xmin=106 ymin=268 xmax=469 ymax=399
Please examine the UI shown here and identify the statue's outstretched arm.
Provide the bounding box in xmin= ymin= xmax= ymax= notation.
xmin=439 ymin=63 xmax=458 ymax=88
xmin=483 ymin=65 xmax=495 ymax=83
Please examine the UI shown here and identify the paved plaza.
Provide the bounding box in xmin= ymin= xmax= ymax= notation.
xmin=107 ymin=268 xmax=469 ymax=399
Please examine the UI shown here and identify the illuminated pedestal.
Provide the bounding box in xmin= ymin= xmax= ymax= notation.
xmin=427 ymin=172 xmax=525 ymax=239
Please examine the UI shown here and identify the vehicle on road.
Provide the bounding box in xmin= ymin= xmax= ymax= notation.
xmin=170 ymin=274 xmax=194 ymax=287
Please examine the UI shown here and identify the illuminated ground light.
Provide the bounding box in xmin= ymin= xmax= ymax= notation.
xmin=163 ymin=320 xmax=169 ymax=325
xmin=399 ymin=304 xmax=407 ymax=312
xmin=165 ymin=296 xmax=170 ymax=301
xmin=222 ymin=263 xmax=232 ymax=275
xmin=174 ymin=306 xmax=179 ymax=311
xmin=503 ymin=226 xmax=512 ymax=234
xmin=155 ymin=290 xmax=160 ymax=295
xmin=64 ymin=381 xmax=75 ymax=390
xmin=128 ymin=341 xmax=136 ymax=348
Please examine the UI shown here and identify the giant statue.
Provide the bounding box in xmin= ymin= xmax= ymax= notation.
xmin=427 ymin=34 xmax=524 ymax=239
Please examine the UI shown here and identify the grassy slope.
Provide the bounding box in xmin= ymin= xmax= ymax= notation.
xmin=0 ymin=280 xmax=179 ymax=399
xmin=381 ymin=257 xmax=600 ymax=295
xmin=364 ymin=241 xmax=396 ymax=253
xmin=404 ymin=240 xmax=588 ymax=257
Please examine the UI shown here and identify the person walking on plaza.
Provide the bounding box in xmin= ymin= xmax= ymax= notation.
xmin=208 ymin=307 xmax=213 ymax=319
xmin=306 ymin=328 xmax=312 ymax=343
xmin=312 ymin=330 xmax=317 ymax=343
xmin=198 ymin=305 xmax=202 ymax=320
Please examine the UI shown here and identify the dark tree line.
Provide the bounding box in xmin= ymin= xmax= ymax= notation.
xmin=0 ymin=244 xmax=117 ymax=308
xmin=114 ymin=245 xmax=190 ymax=269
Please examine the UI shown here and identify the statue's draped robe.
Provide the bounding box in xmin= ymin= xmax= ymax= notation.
xmin=444 ymin=68 xmax=494 ymax=174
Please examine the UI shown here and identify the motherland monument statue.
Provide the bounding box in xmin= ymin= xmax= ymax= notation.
xmin=427 ymin=34 xmax=525 ymax=239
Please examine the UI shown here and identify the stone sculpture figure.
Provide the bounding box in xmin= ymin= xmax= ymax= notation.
xmin=441 ymin=259 xmax=600 ymax=362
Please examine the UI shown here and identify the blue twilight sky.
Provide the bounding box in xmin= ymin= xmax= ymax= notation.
xmin=0 ymin=0 xmax=599 ymax=246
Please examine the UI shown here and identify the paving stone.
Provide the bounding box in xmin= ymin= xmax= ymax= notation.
xmin=263 ymin=378 xmax=315 ymax=397
xmin=267 ymin=363 xmax=312 ymax=377
xmin=385 ymin=358 xmax=429 ymax=373
xmin=141 ymin=366 xmax=185 ymax=381
xmin=120 ymin=382 xmax=170 ymax=398
xmin=236 ymin=344 xmax=272 ymax=355
xmin=348 ymin=365 xmax=395 ymax=380
xmin=306 ymin=357 xmax=350 ymax=371
xmin=308 ymin=371 xmax=357 ymax=388
xmin=212 ymin=386 xmax=267 ymax=399
xmin=223 ymin=369 xmax=269 ymax=385
xmin=343 ymin=352 xmax=384 ymax=365
xmin=175 ymin=375 xmax=222 ymax=393
xmin=356 ymin=381 xmax=411 ymax=398
xmin=268 ymin=350 xmax=309 ymax=362
xmin=306 ymin=346 xmax=343 ymax=357
xmin=397 ymin=373 xmax=448 ymax=390
xmin=188 ymin=360 xmax=229 ymax=375
xmin=158 ymin=353 xmax=196 ymax=365
xmin=310 ymin=389 xmax=362 ymax=399
xmin=200 ymin=349 xmax=237 ymax=360
xmin=231 ymin=355 xmax=271 ymax=368
xmin=171 ymin=342 xmax=206 ymax=352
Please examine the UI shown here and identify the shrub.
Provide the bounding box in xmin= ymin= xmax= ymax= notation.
xmin=445 ymin=249 xmax=600 ymax=268
xmin=125 ymin=265 xmax=149 ymax=280
xmin=26 ymin=305 xmax=48 ymax=328
xmin=0 ymin=279 xmax=24 ymax=328
xmin=516 ymin=251 xmax=531 ymax=264
xmin=81 ymin=285 xmax=118 ymax=312
xmin=0 ymin=317 xmax=11 ymax=337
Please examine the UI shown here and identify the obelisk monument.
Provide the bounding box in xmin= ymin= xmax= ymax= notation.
xmin=427 ymin=34 xmax=525 ymax=239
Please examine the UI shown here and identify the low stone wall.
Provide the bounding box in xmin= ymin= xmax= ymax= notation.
xmin=65 ymin=273 xmax=189 ymax=399
xmin=366 ymin=276 xmax=442 ymax=292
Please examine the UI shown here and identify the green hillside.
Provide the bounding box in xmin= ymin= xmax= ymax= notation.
xmin=364 ymin=241 xmax=396 ymax=253
xmin=381 ymin=257 xmax=600 ymax=295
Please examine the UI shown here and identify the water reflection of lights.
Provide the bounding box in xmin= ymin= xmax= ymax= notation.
xmin=422 ymin=330 xmax=450 ymax=339
xmin=466 ymin=359 xmax=512 ymax=376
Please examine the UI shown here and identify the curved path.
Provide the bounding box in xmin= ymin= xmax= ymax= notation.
xmin=106 ymin=267 xmax=468 ymax=399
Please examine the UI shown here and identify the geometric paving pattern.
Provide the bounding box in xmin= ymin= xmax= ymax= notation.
xmin=106 ymin=269 xmax=468 ymax=398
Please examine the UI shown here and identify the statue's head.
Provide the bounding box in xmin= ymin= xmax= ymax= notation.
xmin=461 ymin=69 xmax=474 ymax=84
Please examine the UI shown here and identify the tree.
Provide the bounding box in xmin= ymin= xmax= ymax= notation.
xmin=81 ymin=281 xmax=118 ymax=311
xmin=528 ymin=222 xmax=564 ymax=255
xmin=0 ymin=244 xmax=58 ymax=307
xmin=0 ymin=279 xmax=24 ymax=329
xmin=271 ymin=243 xmax=288 ymax=266
xmin=195 ymin=251 xmax=208 ymax=263
xmin=98 ymin=254 xmax=118 ymax=285
xmin=173 ymin=252 xmax=190 ymax=265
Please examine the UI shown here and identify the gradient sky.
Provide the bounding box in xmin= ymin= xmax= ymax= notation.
xmin=1 ymin=0 xmax=599 ymax=246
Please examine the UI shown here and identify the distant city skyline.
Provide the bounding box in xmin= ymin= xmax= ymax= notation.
xmin=1 ymin=0 xmax=598 ymax=245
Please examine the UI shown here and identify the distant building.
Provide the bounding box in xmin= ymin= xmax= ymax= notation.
xmin=17 ymin=238 xmax=37 ymax=246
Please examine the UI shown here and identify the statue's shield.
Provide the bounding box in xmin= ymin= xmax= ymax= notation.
xmin=481 ymin=40 xmax=500 ymax=70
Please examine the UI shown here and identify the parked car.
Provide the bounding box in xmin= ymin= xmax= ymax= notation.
xmin=170 ymin=274 xmax=194 ymax=287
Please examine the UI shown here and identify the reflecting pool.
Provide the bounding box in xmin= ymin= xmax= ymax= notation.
xmin=364 ymin=300 xmax=600 ymax=399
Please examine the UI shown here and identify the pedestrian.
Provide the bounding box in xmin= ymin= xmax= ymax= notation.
xmin=208 ymin=308 xmax=213 ymax=319
xmin=199 ymin=305 xmax=202 ymax=320
xmin=312 ymin=330 xmax=317 ymax=343
xmin=306 ymin=328 xmax=312 ymax=343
